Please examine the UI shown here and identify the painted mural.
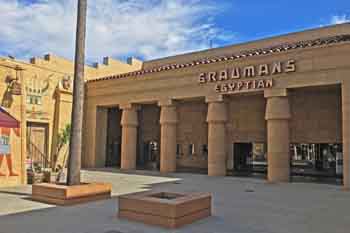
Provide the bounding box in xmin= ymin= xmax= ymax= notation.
xmin=0 ymin=107 xmax=20 ymax=177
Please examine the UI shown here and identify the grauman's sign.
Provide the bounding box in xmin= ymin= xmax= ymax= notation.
xmin=198 ymin=59 xmax=296 ymax=93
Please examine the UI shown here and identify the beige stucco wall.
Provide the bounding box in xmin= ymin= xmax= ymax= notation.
xmin=139 ymin=105 xmax=160 ymax=143
xmin=85 ymin=40 xmax=350 ymax=107
xmin=176 ymin=100 xmax=208 ymax=169
xmin=290 ymin=86 xmax=342 ymax=143
xmin=227 ymin=94 xmax=266 ymax=143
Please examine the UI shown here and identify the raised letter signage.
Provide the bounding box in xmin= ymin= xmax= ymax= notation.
xmin=198 ymin=59 xmax=296 ymax=93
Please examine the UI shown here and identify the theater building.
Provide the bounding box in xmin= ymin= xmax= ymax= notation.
xmin=83 ymin=23 xmax=350 ymax=187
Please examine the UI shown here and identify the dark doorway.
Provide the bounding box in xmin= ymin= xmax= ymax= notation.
xmin=136 ymin=104 xmax=160 ymax=170
xmin=106 ymin=141 xmax=121 ymax=167
xmin=233 ymin=143 xmax=253 ymax=175
xmin=232 ymin=142 xmax=267 ymax=177
xmin=105 ymin=107 xmax=122 ymax=168
xmin=137 ymin=141 xmax=159 ymax=170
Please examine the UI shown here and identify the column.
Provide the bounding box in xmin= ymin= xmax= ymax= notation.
xmin=51 ymin=89 xmax=72 ymax=168
xmin=82 ymin=103 xmax=97 ymax=168
xmin=159 ymin=100 xmax=178 ymax=173
xmin=120 ymin=104 xmax=138 ymax=170
xmin=206 ymin=97 xmax=227 ymax=176
xmin=265 ymin=89 xmax=291 ymax=183
xmin=95 ymin=107 xmax=108 ymax=167
xmin=342 ymin=82 xmax=350 ymax=189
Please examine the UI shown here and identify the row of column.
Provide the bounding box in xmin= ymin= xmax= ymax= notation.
xmin=120 ymin=102 xmax=178 ymax=173
xmin=118 ymin=87 xmax=348 ymax=187
xmin=205 ymin=89 xmax=291 ymax=182
xmin=119 ymin=92 xmax=291 ymax=181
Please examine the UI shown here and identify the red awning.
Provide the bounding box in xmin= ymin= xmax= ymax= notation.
xmin=0 ymin=107 xmax=20 ymax=128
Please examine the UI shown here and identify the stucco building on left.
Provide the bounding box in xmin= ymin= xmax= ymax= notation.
xmin=0 ymin=54 xmax=142 ymax=187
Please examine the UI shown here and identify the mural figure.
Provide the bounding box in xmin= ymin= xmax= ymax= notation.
xmin=0 ymin=107 xmax=20 ymax=177
xmin=60 ymin=75 xmax=72 ymax=91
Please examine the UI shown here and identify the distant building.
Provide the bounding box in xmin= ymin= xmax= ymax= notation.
xmin=0 ymin=54 xmax=142 ymax=187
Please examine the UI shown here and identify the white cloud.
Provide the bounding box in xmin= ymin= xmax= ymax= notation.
xmin=330 ymin=15 xmax=350 ymax=25
xmin=0 ymin=0 xmax=234 ymax=63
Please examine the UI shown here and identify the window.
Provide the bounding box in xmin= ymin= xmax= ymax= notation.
xmin=188 ymin=144 xmax=195 ymax=156
xmin=176 ymin=144 xmax=182 ymax=158
xmin=26 ymin=95 xmax=42 ymax=105
xmin=251 ymin=142 xmax=267 ymax=173
xmin=202 ymin=144 xmax=208 ymax=159
xmin=290 ymin=143 xmax=343 ymax=178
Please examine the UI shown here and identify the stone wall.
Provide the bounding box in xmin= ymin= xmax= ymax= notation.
xmin=290 ymin=85 xmax=342 ymax=143
xmin=139 ymin=105 xmax=160 ymax=143
xmin=176 ymin=100 xmax=208 ymax=169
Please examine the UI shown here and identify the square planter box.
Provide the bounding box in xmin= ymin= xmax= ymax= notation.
xmin=32 ymin=182 xmax=112 ymax=205
xmin=118 ymin=191 xmax=211 ymax=228
xmin=27 ymin=171 xmax=44 ymax=184
xmin=43 ymin=171 xmax=60 ymax=183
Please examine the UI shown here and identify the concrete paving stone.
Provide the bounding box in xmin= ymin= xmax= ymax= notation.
xmin=0 ymin=168 xmax=349 ymax=233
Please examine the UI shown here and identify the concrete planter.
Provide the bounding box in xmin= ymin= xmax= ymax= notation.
xmin=118 ymin=191 xmax=211 ymax=228
xmin=27 ymin=171 xmax=44 ymax=184
xmin=31 ymin=182 xmax=112 ymax=205
xmin=43 ymin=171 xmax=60 ymax=183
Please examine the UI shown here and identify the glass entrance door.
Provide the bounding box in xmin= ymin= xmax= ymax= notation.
xmin=137 ymin=141 xmax=159 ymax=170
xmin=105 ymin=141 xmax=121 ymax=167
xmin=233 ymin=143 xmax=253 ymax=175
xmin=232 ymin=142 xmax=267 ymax=177
xmin=290 ymin=143 xmax=343 ymax=183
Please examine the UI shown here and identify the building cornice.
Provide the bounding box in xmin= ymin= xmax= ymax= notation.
xmin=88 ymin=34 xmax=350 ymax=83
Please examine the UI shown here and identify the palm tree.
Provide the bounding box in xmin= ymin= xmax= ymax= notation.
xmin=67 ymin=0 xmax=87 ymax=186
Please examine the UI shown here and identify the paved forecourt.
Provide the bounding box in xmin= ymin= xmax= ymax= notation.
xmin=0 ymin=169 xmax=349 ymax=233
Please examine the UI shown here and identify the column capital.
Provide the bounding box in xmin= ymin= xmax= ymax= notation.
xmin=160 ymin=104 xmax=178 ymax=125
xmin=121 ymin=106 xmax=138 ymax=127
xmin=265 ymin=95 xmax=291 ymax=120
xmin=119 ymin=103 xmax=140 ymax=111
xmin=158 ymin=99 xmax=176 ymax=107
xmin=205 ymin=94 xmax=224 ymax=103
xmin=264 ymin=88 xmax=288 ymax=98
xmin=206 ymin=101 xmax=227 ymax=123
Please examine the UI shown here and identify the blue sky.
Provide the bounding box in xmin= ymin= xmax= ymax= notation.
xmin=0 ymin=0 xmax=349 ymax=63
xmin=214 ymin=0 xmax=350 ymax=43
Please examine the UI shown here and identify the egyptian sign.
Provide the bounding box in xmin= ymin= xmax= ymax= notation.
xmin=198 ymin=59 xmax=296 ymax=93
xmin=25 ymin=74 xmax=51 ymax=120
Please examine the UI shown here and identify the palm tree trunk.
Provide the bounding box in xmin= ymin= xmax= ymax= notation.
xmin=67 ymin=0 xmax=87 ymax=185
